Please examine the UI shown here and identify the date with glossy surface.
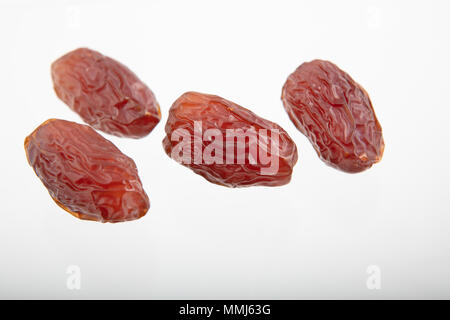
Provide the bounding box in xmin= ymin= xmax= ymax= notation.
xmin=51 ymin=48 xmax=161 ymax=138
xmin=24 ymin=119 xmax=149 ymax=222
xmin=162 ymin=92 xmax=298 ymax=187
xmin=281 ymin=60 xmax=384 ymax=173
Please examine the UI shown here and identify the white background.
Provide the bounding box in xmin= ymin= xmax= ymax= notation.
xmin=0 ymin=0 xmax=449 ymax=299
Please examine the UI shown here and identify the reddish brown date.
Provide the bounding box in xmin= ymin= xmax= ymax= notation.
xmin=24 ymin=119 xmax=149 ymax=223
xmin=281 ymin=60 xmax=384 ymax=173
xmin=51 ymin=48 xmax=161 ymax=138
xmin=162 ymin=92 xmax=298 ymax=187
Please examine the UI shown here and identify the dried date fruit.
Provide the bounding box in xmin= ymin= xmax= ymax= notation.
xmin=281 ymin=60 xmax=384 ymax=173
xmin=51 ymin=48 xmax=161 ymax=138
xmin=162 ymin=92 xmax=298 ymax=187
xmin=24 ymin=119 xmax=150 ymax=223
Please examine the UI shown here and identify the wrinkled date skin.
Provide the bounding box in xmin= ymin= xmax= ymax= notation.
xmin=281 ymin=60 xmax=384 ymax=173
xmin=51 ymin=48 xmax=161 ymax=138
xmin=163 ymin=92 xmax=298 ymax=187
xmin=24 ymin=119 xmax=150 ymax=223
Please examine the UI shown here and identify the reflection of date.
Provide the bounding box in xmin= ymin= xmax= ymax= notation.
xmin=178 ymin=304 xmax=271 ymax=317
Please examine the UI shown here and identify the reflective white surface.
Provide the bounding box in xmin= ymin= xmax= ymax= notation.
xmin=1 ymin=0 xmax=449 ymax=299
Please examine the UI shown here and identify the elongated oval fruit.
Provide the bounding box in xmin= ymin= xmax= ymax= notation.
xmin=24 ymin=119 xmax=150 ymax=223
xmin=51 ymin=48 xmax=161 ymax=138
xmin=162 ymin=92 xmax=298 ymax=187
xmin=281 ymin=60 xmax=384 ymax=173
